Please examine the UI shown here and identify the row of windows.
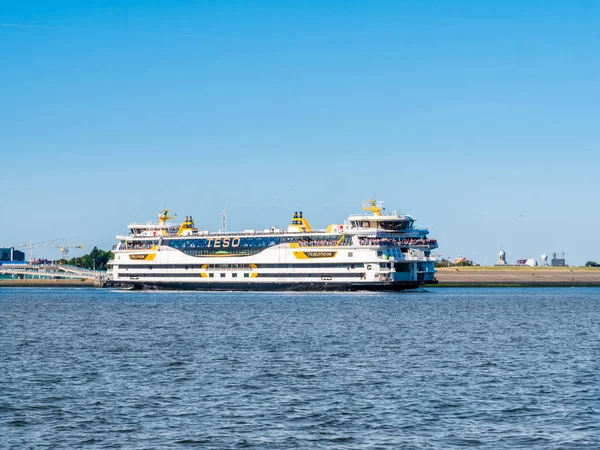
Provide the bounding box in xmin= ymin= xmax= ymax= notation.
xmin=117 ymin=263 xmax=367 ymax=270
xmin=254 ymin=272 xmax=364 ymax=278
xmin=121 ymin=273 xmax=252 ymax=278
xmin=163 ymin=235 xmax=354 ymax=250
xmin=166 ymin=237 xmax=279 ymax=249
xmin=120 ymin=272 xmax=364 ymax=279
xmin=351 ymin=220 xmax=414 ymax=231
xmin=120 ymin=273 xmax=207 ymax=278
xmin=180 ymin=249 xmax=261 ymax=257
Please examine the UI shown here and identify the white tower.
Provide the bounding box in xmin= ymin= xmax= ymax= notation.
xmin=497 ymin=248 xmax=507 ymax=265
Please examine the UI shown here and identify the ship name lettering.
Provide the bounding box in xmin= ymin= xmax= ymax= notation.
xmin=206 ymin=237 xmax=241 ymax=248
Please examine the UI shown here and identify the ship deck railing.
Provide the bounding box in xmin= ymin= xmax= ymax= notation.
xmin=118 ymin=229 xmax=337 ymax=239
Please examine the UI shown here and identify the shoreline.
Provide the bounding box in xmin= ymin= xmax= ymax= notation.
xmin=0 ymin=279 xmax=97 ymax=288
xmin=434 ymin=267 xmax=600 ymax=287
xmin=2 ymin=267 xmax=600 ymax=288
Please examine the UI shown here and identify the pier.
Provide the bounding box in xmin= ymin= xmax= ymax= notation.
xmin=0 ymin=264 xmax=107 ymax=287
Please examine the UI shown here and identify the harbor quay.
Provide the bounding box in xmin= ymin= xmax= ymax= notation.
xmin=434 ymin=266 xmax=600 ymax=287
xmin=0 ymin=279 xmax=97 ymax=287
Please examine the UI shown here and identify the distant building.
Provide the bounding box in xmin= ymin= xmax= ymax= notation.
xmin=496 ymin=249 xmax=507 ymax=265
xmin=551 ymin=252 xmax=566 ymax=267
xmin=0 ymin=247 xmax=25 ymax=263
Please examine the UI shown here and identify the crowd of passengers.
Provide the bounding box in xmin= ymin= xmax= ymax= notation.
xmin=359 ymin=237 xmax=437 ymax=247
xmin=296 ymin=239 xmax=341 ymax=247
xmin=122 ymin=242 xmax=155 ymax=250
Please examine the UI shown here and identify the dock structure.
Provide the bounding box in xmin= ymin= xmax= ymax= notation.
xmin=0 ymin=264 xmax=108 ymax=287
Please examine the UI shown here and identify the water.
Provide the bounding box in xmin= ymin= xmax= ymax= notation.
xmin=1 ymin=288 xmax=599 ymax=449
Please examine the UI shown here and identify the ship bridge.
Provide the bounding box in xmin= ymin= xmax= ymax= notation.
xmin=345 ymin=198 xmax=416 ymax=231
xmin=347 ymin=215 xmax=415 ymax=232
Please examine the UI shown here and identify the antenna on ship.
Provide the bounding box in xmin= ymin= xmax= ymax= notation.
xmin=222 ymin=209 xmax=227 ymax=233
xmin=362 ymin=198 xmax=384 ymax=216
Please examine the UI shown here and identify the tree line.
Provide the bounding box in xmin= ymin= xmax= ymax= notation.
xmin=434 ymin=258 xmax=475 ymax=267
xmin=65 ymin=247 xmax=113 ymax=271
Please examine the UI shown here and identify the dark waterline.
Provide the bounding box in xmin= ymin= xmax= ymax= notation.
xmin=1 ymin=287 xmax=599 ymax=449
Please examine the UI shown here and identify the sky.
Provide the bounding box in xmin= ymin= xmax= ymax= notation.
xmin=1 ymin=0 xmax=599 ymax=265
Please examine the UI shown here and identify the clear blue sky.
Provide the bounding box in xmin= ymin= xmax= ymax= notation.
xmin=1 ymin=1 xmax=599 ymax=265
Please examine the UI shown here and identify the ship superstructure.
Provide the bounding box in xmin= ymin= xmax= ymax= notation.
xmin=108 ymin=200 xmax=438 ymax=290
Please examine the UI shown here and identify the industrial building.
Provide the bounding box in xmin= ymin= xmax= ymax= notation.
xmin=551 ymin=252 xmax=566 ymax=267
xmin=0 ymin=247 xmax=26 ymax=264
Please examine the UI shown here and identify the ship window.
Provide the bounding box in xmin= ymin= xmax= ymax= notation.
xmin=348 ymin=252 xmax=353 ymax=257
xmin=220 ymin=273 xmax=226 ymax=278
xmin=244 ymin=273 xmax=249 ymax=278
xmin=395 ymin=263 xmax=410 ymax=272
xmin=375 ymin=220 xmax=411 ymax=231
xmin=208 ymin=273 xmax=214 ymax=278
xmin=232 ymin=273 xmax=237 ymax=278
xmin=362 ymin=221 xmax=371 ymax=228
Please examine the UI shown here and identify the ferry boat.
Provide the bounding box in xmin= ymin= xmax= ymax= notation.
xmin=108 ymin=200 xmax=438 ymax=291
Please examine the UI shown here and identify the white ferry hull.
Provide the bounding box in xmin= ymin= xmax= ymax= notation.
xmin=120 ymin=280 xmax=423 ymax=291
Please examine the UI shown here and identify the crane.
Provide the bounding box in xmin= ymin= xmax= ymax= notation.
xmin=18 ymin=239 xmax=83 ymax=263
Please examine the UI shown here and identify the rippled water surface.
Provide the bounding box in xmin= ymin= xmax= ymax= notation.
xmin=1 ymin=287 xmax=600 ymax=449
